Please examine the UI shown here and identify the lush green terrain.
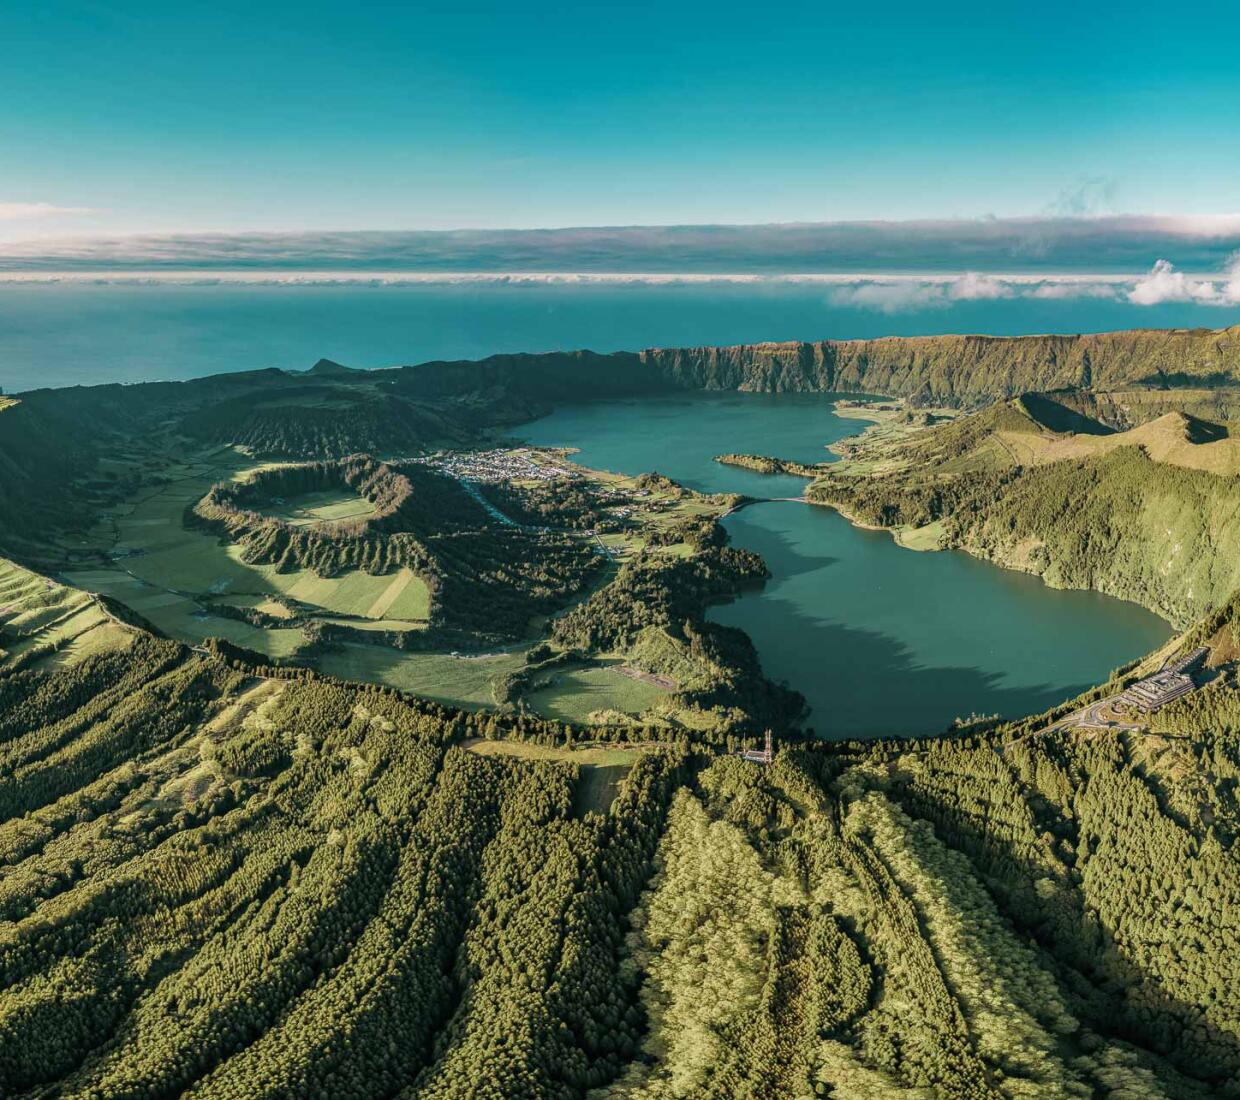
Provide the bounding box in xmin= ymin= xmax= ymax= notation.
xmin=800 ymin=392 xmax=1240 ymax=628
xmin=7 ymin=326 xmax=1240 ymax=1096
xmin=3 ymin=616 xmax=1240 ymax=1097
xmin=642 ymin=324 xmax=1240 ymax=406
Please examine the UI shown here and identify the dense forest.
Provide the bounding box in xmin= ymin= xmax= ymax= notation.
xmin=3 ymin=623 xmax=1240 ymax=1097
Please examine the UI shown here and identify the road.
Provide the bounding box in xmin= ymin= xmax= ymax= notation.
xmin=458 ymin=477 xmax=616 ymax=560
xmin=1051 ymin=695 xmax=1142 ymax=733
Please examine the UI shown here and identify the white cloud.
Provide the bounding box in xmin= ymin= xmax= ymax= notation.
xmin=827 ymin=272 xmax=1064 ymax=312
xmin=949 ymin=272 xmax=1013 ymax=300
xmin=10 ymin=266 xmax=1227 ymax=316
xmin=1127 ymin=259 xmax=1228 ymax=305
xmin=1029 ymin=281 xmax=1118 ymax=300
xmin=826 ymin=281 xmax=950 ymax=312
xmin=1223 ymin=251 xmax=1240 ymax=304
xmin=0 ymin=202 xmax=96 ymax=220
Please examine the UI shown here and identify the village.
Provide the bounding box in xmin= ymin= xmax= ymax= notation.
xmin=414 ymin=446 xmax=581 ymax=485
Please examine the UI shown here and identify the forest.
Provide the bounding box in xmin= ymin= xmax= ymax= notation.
xmin=3 ymin=619 xmax=1240 ymax=1097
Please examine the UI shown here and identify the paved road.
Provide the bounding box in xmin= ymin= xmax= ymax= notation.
xmin=1053 ymin=695 xmax=1142 ymax=733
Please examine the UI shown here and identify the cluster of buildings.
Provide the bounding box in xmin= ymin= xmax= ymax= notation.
xmin=416 ymin=448 xmax=577 ymax=484
xmin=1117 ymin=646 xmax=1210 ymax=714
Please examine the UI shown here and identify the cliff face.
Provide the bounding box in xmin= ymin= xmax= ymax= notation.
xmin=641 ymin=325 xmax=1240 ymax=405
xmin=391 ymin=349 xmax=658 ymax=401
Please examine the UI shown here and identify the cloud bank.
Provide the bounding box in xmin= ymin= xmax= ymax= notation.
xmin=0 ymin=217 xmax=1237 ymax=311
xmin=1127 ymin=255 xmax=1240 ymax=306
xmin=2 ymin=215 xmax=1240 ymax=276
xmin=0 ymin=267 xmax=1236 ymax=311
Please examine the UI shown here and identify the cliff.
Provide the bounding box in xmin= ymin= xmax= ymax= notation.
xmin=641 ymin=324 xmax=1240 ymax=405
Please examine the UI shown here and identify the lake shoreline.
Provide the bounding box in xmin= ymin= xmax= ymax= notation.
xmin=522 ymin=392 xmax=1173 ymax=737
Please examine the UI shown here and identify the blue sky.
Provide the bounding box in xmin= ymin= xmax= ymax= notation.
xmin=4 ymin=0 xmax=1240 ymax=241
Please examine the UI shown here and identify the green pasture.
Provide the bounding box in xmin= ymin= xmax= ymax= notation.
xmin=261 ymin=488 xmax=376 ymax=527
xmin=525 ymin=663 xmax=668 ymax=724
xmin=317 ymin=644 xmax=529 ymax=709
xmin=69 ymin=454 xmax=431 ymax=654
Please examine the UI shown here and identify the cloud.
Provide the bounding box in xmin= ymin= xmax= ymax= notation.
xmin=826 ymin=272 xmax=1103 ymax=312
xmin=1224 ymin=251 xmax=1240 ymax=303
xmin=1028 ymin=281 xmax=1118 ymax=300
xmin=0 ymin=266 xmax=1225 ymax=314
xmin=0 ymin=202 xmax=96 ymax=220
xmin=1126 ymin=258 xmax=1238 ymax=305
xmin=827 ymin=281 xmax=950 ymax=312
xmin=2 ymin=214 xmax=1240 ymax=274
xmin=949 ymin=272 xmax=1013 ymax=300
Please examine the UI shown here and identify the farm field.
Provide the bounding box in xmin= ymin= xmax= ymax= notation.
xmin=525 ymin=661 xmax=669 ymax=724
xmin=45 ymin=439 xmax=737 ymax=723
xmin=64 ymin=449 xmax=431 ymax=656
xmin=61 ymin=568 xmax=309 ymax=659
xmin=316 ymin=642 xmax=530 ymax=708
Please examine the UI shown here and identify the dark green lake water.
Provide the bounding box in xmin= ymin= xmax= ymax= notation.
xmin=521 ymin=393 xmax=1172 ymax=738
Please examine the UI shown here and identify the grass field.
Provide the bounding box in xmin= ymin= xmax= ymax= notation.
xmin=0 ymin=558 xmax=129 ymax=668
xmin=894 ymin=519 xmax=946 ymax=551
xmin=216 ymin=594 xmax=296 ymax=619
xmin=61 ymin=567 xmax=309 ymax=659
xmin=525 ymin=662 xmax=669 ymax=724
xmin=64 ymin=448 xmax=430 ymax=657
xmin=996 ymin=411 xmax=1240 ymax=476
xmin=49 ymin=445 xmax=715 ymax=718
xmin=262 ymin=488 xmax=376 ymax=527
xmin=316 ymin=643 xmax=530 ymax=709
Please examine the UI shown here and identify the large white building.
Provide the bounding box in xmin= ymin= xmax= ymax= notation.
xmin=1117 ymin=647 xmax=1209 ymax=714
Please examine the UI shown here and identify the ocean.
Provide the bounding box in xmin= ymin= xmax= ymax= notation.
xmin=0 ymin=279 xmax=1233 ymax=393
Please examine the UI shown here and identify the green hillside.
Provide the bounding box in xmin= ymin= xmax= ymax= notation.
xmin=806 ymin=393 xmax=1240 ymax=627
xmin=954 ymin=447 xmax=1240 ymax=626
xmin=3 ymin=630 xmax=1240 ymax=1097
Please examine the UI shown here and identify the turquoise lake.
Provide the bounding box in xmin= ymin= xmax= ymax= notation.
xmin=521 ymin=393 xmax=1173 ymax=738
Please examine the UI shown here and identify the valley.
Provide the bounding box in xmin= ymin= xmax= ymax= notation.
xmin=5 ymin=323 xmax=1240 ymax=1097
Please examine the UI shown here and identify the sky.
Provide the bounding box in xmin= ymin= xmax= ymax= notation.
xmin=4 ymin=0 xmax=1240 ymax=245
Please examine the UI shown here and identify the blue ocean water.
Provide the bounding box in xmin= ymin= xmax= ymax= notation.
xmin=0 ymin=280 xmax=1233 ymax=393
